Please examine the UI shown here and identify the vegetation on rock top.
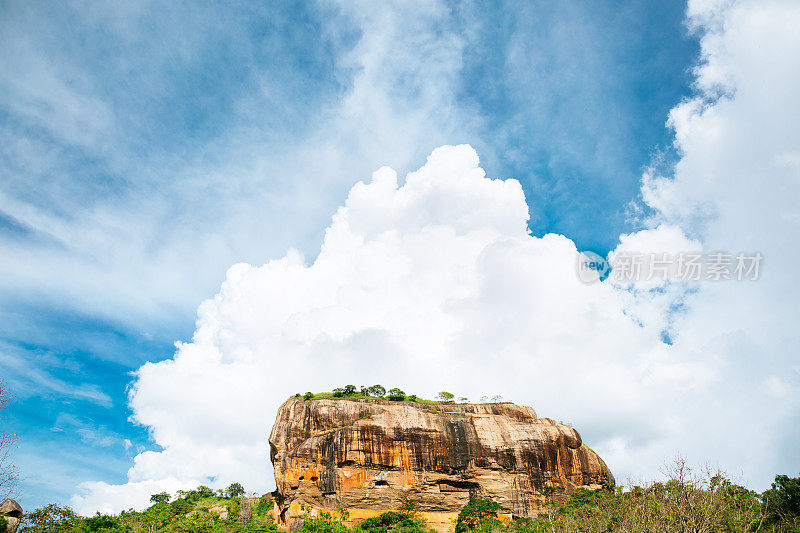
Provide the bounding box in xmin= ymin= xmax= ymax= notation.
xmin=292 ymin=386 xmax=507 ymax=405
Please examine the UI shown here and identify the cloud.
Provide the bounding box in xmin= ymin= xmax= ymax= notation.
xmin=69 ymin=0 xmax=800 ymax=515
xmin=72 ymin=144 xmax=683 ymax=514
xmin=0 ymin=0 xmax=479 ymax=337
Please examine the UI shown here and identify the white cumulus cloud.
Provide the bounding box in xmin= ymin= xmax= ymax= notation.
xmin=72 ymin=0 xmax=800 ymax=515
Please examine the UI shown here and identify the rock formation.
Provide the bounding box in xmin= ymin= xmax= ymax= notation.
xmin=0 ymin=499 xmax=22 ymax=533
xmin=269 ymin=398 xmax=613 ymax=531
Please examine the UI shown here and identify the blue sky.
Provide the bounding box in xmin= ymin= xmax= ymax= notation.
xmin=0 ymin=0 xmax=704 ymax=511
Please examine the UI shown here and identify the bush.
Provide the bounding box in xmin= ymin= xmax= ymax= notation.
xmin=254 ymin=498 xmax=275 ymax=515
xmin=84 ymin=513 xmax=128 ymax=532
xmin=455 ymin=499 xmax=502 ymax=533
xmin=304 ymin=392 xmax=315 ymax=400
xmin=170 ymin=498 xmax=194 ymax=515
xmin=356 ymin=510 xmax=429 ymax=533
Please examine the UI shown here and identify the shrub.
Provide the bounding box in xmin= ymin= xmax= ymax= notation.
xmin=227 ymin=498 xmax=241 ymax=521
xmin=455 ymin=499 xmax=502 ymax=533
xmin=254 ymin=498 xmax=275 ymax=515
xmin=84 ymin=513 xmax=127 ymax=532
xmin=304 ymin=392 xmax=314 ymax=400
xmin=170 ymin=498 xmax=194 ymax=515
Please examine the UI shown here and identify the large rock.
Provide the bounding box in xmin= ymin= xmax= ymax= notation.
xmin=0 ymin=499 xmax=22 ymax=533
xmin=269 ymin=398 xmax=613 ymax=531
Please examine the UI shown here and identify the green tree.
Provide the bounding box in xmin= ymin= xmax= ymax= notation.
xmin=366 ymin=385 xmax=386 ymax=397
xmin=436 ymin=392 xmax=454 ymax=402
xmin=170 ymin=498 xmax=194 ymax=515
xmin=226 ymin=482 xmax=246 ymax=498
xmin=386 ymin=388 xmax=405 ymax=401
xmin=764 ymin=474 xmax=800 ymax=524
xmin=455 ymin=499 xmax=502 ymax=533
xmin=304 ymin=392 xmax=314 ymax=401
xmin=150 ymin=492 xmax=171 ymax=505
xmin=342 ymin=385 xmax=357 ymax=395
xmin=22 ymin=504 xmax=83 ymax=532
xmin=196 ymin=485 xmax=214 ymax=498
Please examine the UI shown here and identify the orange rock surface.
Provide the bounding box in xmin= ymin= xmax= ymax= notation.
xmin=268 ymin=398 xmax=613 ymax=531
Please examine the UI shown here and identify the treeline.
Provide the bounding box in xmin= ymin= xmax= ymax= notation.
xmin=293 ymin=386 xmax=503 ymax=404
xmin=450 ymin=469 xmax=800 ymax=532
xmin=296 ymin=469 xmax=800 ymax=533
xmin=16 ymin=467 xmax=800 ymax=532
xmin=18 ymin=483 xmax=274 ymax=533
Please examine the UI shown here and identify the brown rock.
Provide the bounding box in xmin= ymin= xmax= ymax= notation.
xmin=268 ymin=398 xmax=613 ymax=531
xmin=0 ymin=498 xmax=22 ymax=533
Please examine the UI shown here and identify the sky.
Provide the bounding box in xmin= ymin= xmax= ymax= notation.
xmin=0 ymin=0 xmax=798 ymax=515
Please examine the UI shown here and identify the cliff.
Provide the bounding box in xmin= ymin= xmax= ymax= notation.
xmin=268 ymin=397 xmax=613 ymax=531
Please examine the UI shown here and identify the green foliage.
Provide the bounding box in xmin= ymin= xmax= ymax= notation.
xmin=21 ymin=486 xmax=278 ymax=533
xmin=357 ymin=510 xmax=430 ymax=533
xmin=386 ymin=388 xmax=405 ymax=401
xmin=225 ymin=482 xmax=246 ymax=498
xmin=455 ymin=499 xmax=502 ymax=533
xmin=83 ymin=513 xmax=128 ymax=532
xmin=21 ymin=503 xmax=83 ymax=532
xmin=197 ymin=486 xmax=215 ymax=498
xmin=170 ymin=498 xmax=194 ymax=515
xmin=436 ymin=392 xmax=454 ymax=402
xmin=227 ymin=499 xmax=241 ymax=521
xmin=496 ymin=465 xmax=786 ymax=533
xmin=254 ymin=498 xmax=274 ymax=515
xmin=0 ymin=515 xmax=7 ymax=531
xmin=150 ymin=492 xmax=171 ymax=504
xmin=365 ymin=385 xmax=386 ymax=397
xmin=294 ymin=388 xmax=445 ymax=403
xmin=764 ymin=474 xmax=800 ymax=525
xmin=298 ymin=508 xmax=430 ymax=533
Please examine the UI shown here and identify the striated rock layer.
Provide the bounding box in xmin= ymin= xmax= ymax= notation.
xmin=269 ymin=398 xmax=612 ymax=531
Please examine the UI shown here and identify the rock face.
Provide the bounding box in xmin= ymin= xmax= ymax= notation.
xmin=0 ymin=499 xmax=22 ymax=533
xmin=269 ymin=398 xmax=613 ymax=531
